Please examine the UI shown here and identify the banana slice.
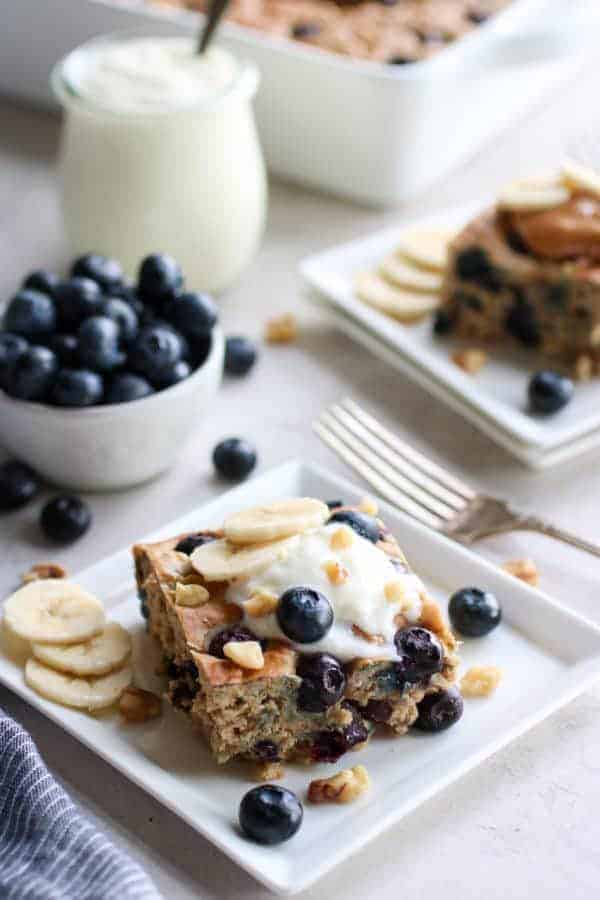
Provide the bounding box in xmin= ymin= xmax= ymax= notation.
xmin=497 ymin=177 xmax=570 ymax=212
xmin=355 ymin=271 xmax=439 ymax=322
xmin=379 ymin=254 xmax=442 ymax=293
xmin=25 ymin=658 xmax=132 ymax=711
xmin=32 ymin=622 xmax=131 ymax=677
xmin=1 ymin=618 xmax=31 ymax=664
xmin=561 ymin=159 xmax=600 ymax=198
xmin=191 ymin=535 xmax=299 ymax=582
xmin=394 ymin=227 xmax=455 ymax=272
xmin=224 ymin=498 xmax=329 ymax=546
xmin=4 ymin=581 xmax=105 ymax=645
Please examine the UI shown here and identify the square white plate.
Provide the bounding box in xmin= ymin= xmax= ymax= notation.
xmin=2 ymin=460 xmax=600 ymax=895
xmin=300 ymin=206 xmax=600 ymax=452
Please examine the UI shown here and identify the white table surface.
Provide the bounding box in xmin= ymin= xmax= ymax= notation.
xmin=1 ymin=58 xmax=600 ymax=899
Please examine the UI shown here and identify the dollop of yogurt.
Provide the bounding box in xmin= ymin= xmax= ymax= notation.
xmin=226 ymin=523 xmax=424 ymax=662
xmin=67 ymin=37 xmax=239 ymax=113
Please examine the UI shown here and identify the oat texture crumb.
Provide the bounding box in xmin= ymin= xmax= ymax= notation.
xmin=253 ymin=761 xmax=284 ymax=782
xmin=308 ymin=765 xmax=371 ymax=804
xmin=460 ymin=665 xmax=502 ymax=698
xmin=265 ymin=314 xmax=298 ymax=344
xmin=502 ymin=558 xmax=539 ymax=587
xmin=21 ymin=563 xmax=67 ymax=584
xmin=119 ymin=687 xmax=162 ymax=723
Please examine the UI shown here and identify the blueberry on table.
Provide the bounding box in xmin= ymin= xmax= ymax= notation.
xmin=296 ymin=652 xmax=345 ymax=712
xmin=208 ymin=625 xmax=261 ymax=659
xmin=55 ymin=277 xmax=104 ymax=330
xmin=40 ymin=495 xmax=92 ymax=543
xmin=167 ymin=292 xmax=218 ymax=339
xmin=45 ymin=333 xmax=79 ymax=368
xmin=104 ymin=372 xmax=153 ymax=405
xmin=102 ymin=297 xmax=139 ymax=344
xmin=22 ymin=270 xmax=60 ymax=298
xmin=50 ymin=368 xmax=104 ymax=407
xmin=128 ymin=325 xmax=185 ymax=380
xmin=3 ymin=345 xmax=58 ymax=402
xmin=78 ymin=316 xmax=125 ymax=373
xmin=224 ymin=336 xmax=257 ymax=376
xmin=71 ymin=253 xmax=123 ymax=292
xmin=0 ymin=461 xmax=40 ymax=512
xmin=327 ymin=509 xmax=380 ymax=543
xmin=277 ymin=587 xmax=334 ymax=644
xmin=138 ymin=253 xmax=183 ymax=303
xmin=175 ymin=533 xmax=215 ymax=555
xmin=239 ymin=785 xmax=303 ymax=845
xmin=152 ymin=359 xmax=191 ymax=390
xmin=212 ymin=438 xmax=257 ymax=481
xmin=448 ymin=587 xmax=501 ymax=637
xmin=394 ymin=626 xmax=443 ymax=681
xmin=414 ymin=688 xmax=464 ymax=733
xmin=0 ymin=332 xmax=28 ymax=389
xmin=4 ymin=289 xmax=56 ymax=337
xmin=528 ymin=370 xmax=573 ymax=415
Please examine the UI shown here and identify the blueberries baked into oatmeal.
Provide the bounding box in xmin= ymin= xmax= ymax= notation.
xmin=133 ymin=497 xmax=461 ymax=771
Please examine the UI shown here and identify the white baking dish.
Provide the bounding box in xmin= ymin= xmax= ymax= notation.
xmin=0 ymin=0 xmax=591 ymax=205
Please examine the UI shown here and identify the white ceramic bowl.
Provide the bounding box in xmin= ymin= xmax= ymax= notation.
xmin=0 ymin=327 xmax=224 ymax=491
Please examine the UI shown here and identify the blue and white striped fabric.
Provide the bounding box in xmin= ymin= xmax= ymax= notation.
xmin=0 ymin=708 xmax=161 ymax=900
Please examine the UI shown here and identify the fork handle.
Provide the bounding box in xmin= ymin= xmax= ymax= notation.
xmin=516 ymin=517 xmax=600 ymax=559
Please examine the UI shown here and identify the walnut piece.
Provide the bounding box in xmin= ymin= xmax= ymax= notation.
xmin=323 ymin=559 xmax=349 ymax=586
xmin=119 ymin=687 xmax=162 ymax=723
xmin=502 ymin=558 xmax=539 ymax=587
xmin=175 ymin=582 xmax=210 ymax=607
xmin=452 ymin=348 xmax=487 ymax=374
xmin=308 ymin=765 xmax=371 ymax=804
xmin=460 ymin=665 xmax=502 ymax=698
xmin=244 ymin=590 xmax=279 ymax=618
xmin=265 ymin=313 xmax=298 ymax=344
xmin=21 ymin=563 xmax=67 ymax=584
xmin=330 ymin=527 xmax=354 ymax=550
xmin=574 ymin=354 xmax=593 ymax=381
xmin=223 ymin=640 xmax=264 ymax=670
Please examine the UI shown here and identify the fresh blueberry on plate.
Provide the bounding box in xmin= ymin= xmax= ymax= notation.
xmin=277 ymin=586 xmax=334 ymax=643
xmin=528 ymin=370 xmax=573 ymax=415
xmin=102 ymin=297 xmax=139 ymax=344
xmin=22 ymin=270 xmax=60 ymax=298
xmin=78 ymin=316 xmax=125 ymax=372
xmin=296 ymin=653 xmax=345 ymax=711
xmin=175 ymin=533 xmax=215 ymax=555
xmin=0 ymin=332 xmax=28 ymax=389
xmin=138 ymin=253 xmax=183 ymax=304
xmin=189 ymin=335 xmax=212 ymax=369
xmin=3 ymin=345 xmax=58 ymax=402
xmin=51 ymin=368 xmax=104 ymax=407
xmin=414 ymin=688 xmax=464 ymax=733
xmin=45 ymin=333 xmax=79 ymax=368
xmin=71 ymin=253 xmax=123 ymax=292
xmin=448 ymin=587 xmax=501 ymax=637
xmin=208 ymin=625 xmax=261 ymax=659
xmin=104 ymin=372 xmax=153 ymax=405
xmin=394 ymin=626 xmax=443 ymax=681
xmin=167 ymin=291 xmax=218 ymax=339
xmin=151 ymin=359 xmax=191 ymax=389
xmin=0 ymin=461 xmax=40 ymax=512
xmin=239 ymin=785 xmax=303 ymax=845
xmin=40 ymin=495 xmax=92 ymax=543
xmin=129 ymin=324 xmax=185 ymax=380
xmin=212 ymin=437 xmax=257 ymax=481
xmin=224 ymin=336 xmax=257 ymax=376
xmin=55 ymin=277 xmax=104 ymax=330
xmin=327 ymin=509 xmax=380 ymax=543
xmin=4 ymin=289 xmax=56 ymax=337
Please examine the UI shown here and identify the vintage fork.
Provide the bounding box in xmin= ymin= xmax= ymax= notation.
xmin=313 ymin=398 xmax=600 ymax=559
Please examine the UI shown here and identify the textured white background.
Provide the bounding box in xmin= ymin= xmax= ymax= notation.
xmin=1 ymin=55 xmax=600 ymax=899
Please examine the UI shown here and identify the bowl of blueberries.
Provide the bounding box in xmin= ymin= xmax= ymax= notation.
xmin=0 ymin=252 xmax=224 ymax=491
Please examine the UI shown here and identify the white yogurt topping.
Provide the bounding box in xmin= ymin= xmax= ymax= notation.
xmin=69 ymin=38 xmax=239 ymax=113
xmin=226 ymin=523 xmax=424 ymax=662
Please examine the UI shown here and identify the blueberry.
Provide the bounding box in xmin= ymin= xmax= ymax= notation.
xmin=528 ymin=370 xmax=573 ymax=415
xmin=167 ymin=292 xmax=218 ymax=339
xmin=138 ymin=254 xmax=183 ymax=303
xmin=467 ymin=10 xmax=489 ymax=25
xmin=102 ymin=297 xmax=139 ymax=344
xmin=152 ymin=359 xmax=191 ymax=390
xmin=414 ymin=688 xmax=463 ymax=733
xmin=224 ymin=336 xmax=257 ymax=376
xmin=455 ymin=247 xmax=502 ymax=292
xmin=291 ymin=21 xmax=321 ymax=38
xmin=4 ymin=345 xmax=57 ymax=402
xmin=22 ymin=270 xmax=60 ymax=297
xmin=208 ymin=625 xmax=261 ymax=659
xmin=239 ymin=785 xmax=303 ymax=845
xmin=433 ymin=309 xmax=455 ymax=336
xmin=40 ymin=495 xmax=92 ymax=543
xmin=505 ymin=299 xmax=540 ymax=347
xmin=175 ymin=533 xmax=215 ymax=555
xmin=277 ymin=587 xmax=333 ymax=644
xmin=55 ymin=277 xmax=104 ymax=330
xmin=448 ymin=587 xmax=501 ymax=637
xmin=327 ymin=509 xmax=380 ymax=543
xmin=51 ymin=368 xmax=104 ymax=407
xmin=0 ymin=332 xmax=28 ymax=389
xmin=212 ymin=438 xmax=257 ymax=481
xmin=78 ymin=316 xmax=125 ymax=372
xmin=325 ymin=499 xmax=344 ymax=510
xmin=364 ymin=699 xmax=393 ymax=723
xmin=388 ymin=55 xmax=415 ymax=65
xmin=4 ymin=289 xmax=56 ymax=337
xmin=394 ymin=626 xmax=443 ymax=682
xmin=0 ymin=461 xmax=40 ymax=512
xmin=189 ymin=334 xmax=213 ymax=369
xmin=129 ymin=325 xmax=184 ymax=380
xmin=341 ymin=704 xmax=371 ymax=749
xmin=296 ymin=653 xmax=345 ymax=712
xmin=71 ymin=254 xmax=123 ymax=292
xmin=310 ymin=730 xmax=348 ymax=763
xmin=104 ymin=372 xmax=153 ymax=405
xmin=46 ymin=334 xmax=79 ymax=367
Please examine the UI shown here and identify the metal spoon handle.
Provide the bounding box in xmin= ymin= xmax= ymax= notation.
xmin=198 ymin=0 xmax=231 ymax=54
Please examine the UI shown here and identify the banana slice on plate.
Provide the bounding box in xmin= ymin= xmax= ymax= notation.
xmin=0 ymin=618 xmax=31 ymax=664
xmin=355 ymin=271 xmax=439 ymax=322
xmin=191 ymin=535 xmax=299 ymax=581
xmin=25 ymin=657 xmax=132 ymax=711
xmin=3 ymin=580 xmax=105 ymax=645
xmin=497 ymin=176 xmax=570 ymax=212
xmin=394 ymin=227 xmax=455 ymax=272
xmin=32 ymin=622 xmax=131 ymax=677
xmin=379 ymin=254 xmax=442 ymax=293
xmin=561 ymin=159 xmax=600 ymax=198
xmin=224 ymin=498 xmax=329 ymax=546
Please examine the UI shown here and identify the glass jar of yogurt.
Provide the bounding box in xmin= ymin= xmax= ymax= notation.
xmin=51 ymin=33 xmax=266 ymax=293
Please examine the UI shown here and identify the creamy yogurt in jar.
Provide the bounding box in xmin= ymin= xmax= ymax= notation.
xmin=52 ymin=34 xmax=266 ymax=292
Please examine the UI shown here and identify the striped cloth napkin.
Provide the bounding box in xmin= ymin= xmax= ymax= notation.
xmin=0 ymin=707 xmax=161 ymax=900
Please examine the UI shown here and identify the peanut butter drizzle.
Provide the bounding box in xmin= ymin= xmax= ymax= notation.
xmin=507 ymin=193 xmax=600 ymax=262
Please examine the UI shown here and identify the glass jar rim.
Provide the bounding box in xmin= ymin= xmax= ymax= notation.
xmin=50 ymin=29 xmax=260 ymax=119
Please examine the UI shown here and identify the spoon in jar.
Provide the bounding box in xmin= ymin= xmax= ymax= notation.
xmin=198 ymin=0 xmax=231 ymax=54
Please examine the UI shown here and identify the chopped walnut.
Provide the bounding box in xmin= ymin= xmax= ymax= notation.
xmin=244 ymin=590 xmax=279 ymax=617
xmin=502 ymin=558 xmax=539 ymax=587
xmin=308 ymin=765 xmax=371 ymax=804
xmin=460 ymin=665 xmax=502 ymax=698
xmin=21 ymin=563 xmax=67 ymax=584
xmin=175 ymin=582 xmax=210 ymax=607
xmin=253 ymin=761 xmax=284 ymax=782
xmin=452 ymin=348 xmax=488 ymax=374
xmin=590 ymin=324 xmax=600 ymax=347
xmin=119 ymin=687 xmax=162 ymax=723
xmin=384 ymin=580 xmax=407 ymax=604
xmin=574 ymin=354 xmax=593 ymax=381
xmin=330 ymin=527 xmax=354 ymax=551
xmin=265 ymin=313 xmax=298 ymax=344
xmin=358 ymin=496 xmax=379 ymax=516
xmin=323 ymin=559 xmax=349 ymax=586
xmin=223 ymin=640 xmax=264 ymax=670
xmin=352 ymin=624 xmax=385 ymax=645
